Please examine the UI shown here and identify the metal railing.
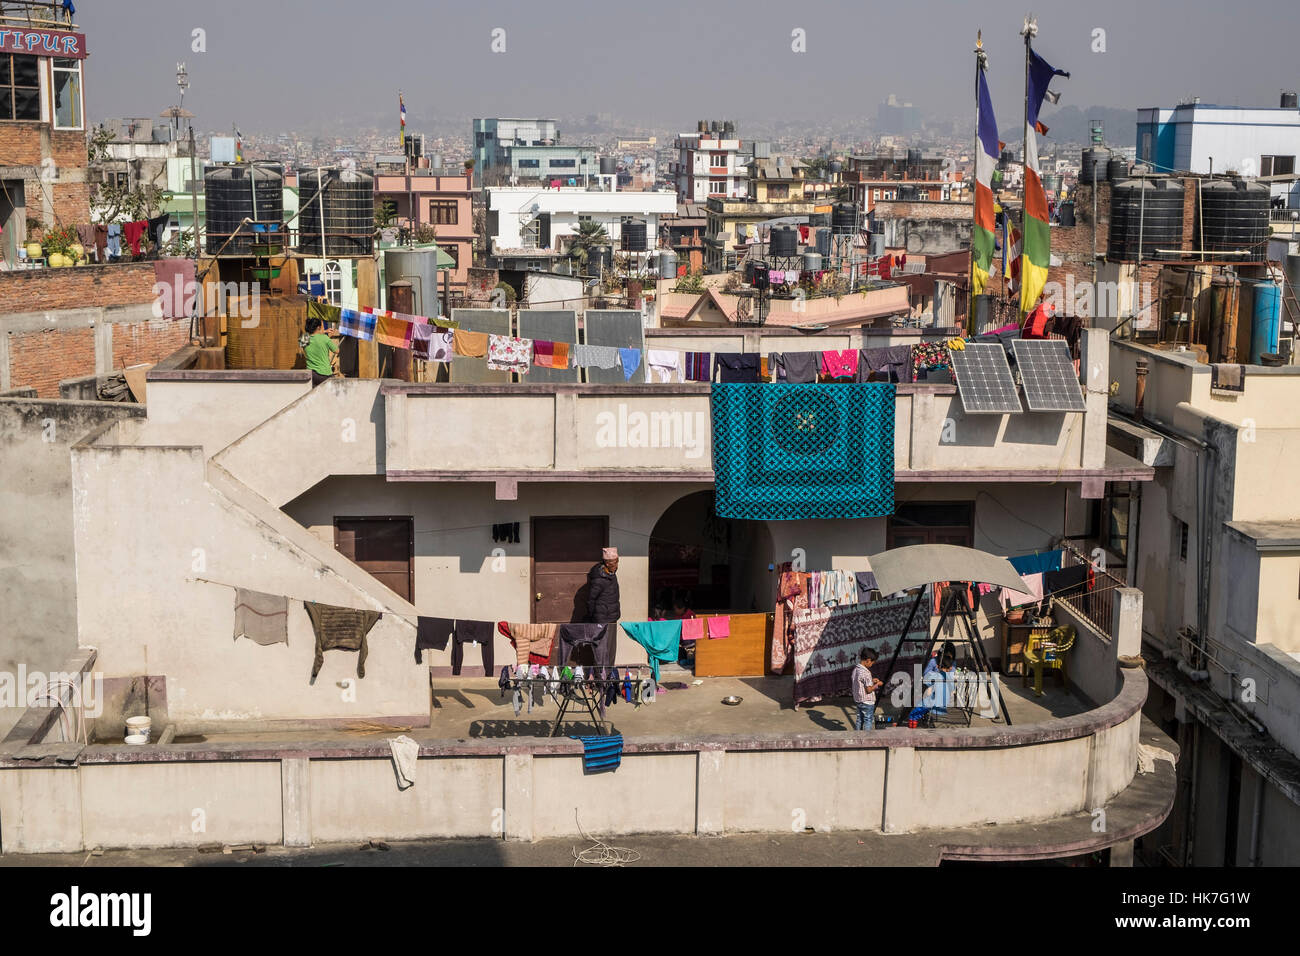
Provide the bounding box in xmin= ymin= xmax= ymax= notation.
xmin=0 ymin=1 xmax=73 ymax=28
xmin=1055 ymin=543 xmax=1126 ymax=637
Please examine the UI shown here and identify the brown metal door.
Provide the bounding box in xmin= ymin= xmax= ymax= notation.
xmin=335 ymin=517 xmax=414 ymax=601
xmin=532 ymin=516 xmax=607 ymax=624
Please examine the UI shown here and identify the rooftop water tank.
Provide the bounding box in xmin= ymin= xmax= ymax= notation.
xmin=599 ymin=156 xmax=617 ymax=175
xmin=297 ymin=166 xmax=374 ymax=257
xmin=832 ymin=202 xmax=858 ymax=233
xmin=769 ymin=225 xmax=798 ymax=257
xmin=658 ymin=249 xmax=677 ymax=276
xmin=1107 ymin=177 xmax=1185 ymax=261
xmin=1197 ymin=178 xmax=1271 ymax=255
xmin=1107 ymin=155 xmax=1130 ymax=181
xmin=1079 ymin=147 xmax=1110 ymax=185
xmin=204 ymin=162 xmax=284 ymax=256
xmin=802 ymin=251 xmax=823 ymax=272
xmin=622 ymin=220 xmax=647 ymax=252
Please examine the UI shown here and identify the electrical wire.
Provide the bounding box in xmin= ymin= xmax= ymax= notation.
xmin=570 ymin=811 xmax=640 ymax=866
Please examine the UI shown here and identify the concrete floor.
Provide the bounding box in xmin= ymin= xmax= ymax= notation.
xmin=96 ymin=670 xmax=1087 ymax=745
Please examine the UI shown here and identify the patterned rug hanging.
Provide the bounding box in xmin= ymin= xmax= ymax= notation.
xmin=709 ymin=383 xmax=895 ymax=520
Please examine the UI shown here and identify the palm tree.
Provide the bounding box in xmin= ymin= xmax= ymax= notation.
xmin=569 ymin=220 xmax=610 ymax=271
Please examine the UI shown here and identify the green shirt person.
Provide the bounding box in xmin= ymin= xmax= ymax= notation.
xmin=303 ymin=317 xmax=338 ymax=386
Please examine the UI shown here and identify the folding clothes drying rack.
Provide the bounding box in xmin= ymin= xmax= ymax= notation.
xmin=503 ymin=666 xmax=652 ymax=737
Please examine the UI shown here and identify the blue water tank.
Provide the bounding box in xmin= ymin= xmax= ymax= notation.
xmin=1249 ymin=280 xmax=1281 ymax=364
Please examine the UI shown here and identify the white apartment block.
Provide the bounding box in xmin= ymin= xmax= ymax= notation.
xmin=672 ymin=126 xmax=748 ymax=203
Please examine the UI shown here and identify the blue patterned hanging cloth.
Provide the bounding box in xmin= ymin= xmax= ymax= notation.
xmin=709 ymin=383 xmax=895 ymax=520
xmin=571 ymin=734 xmax=623 ymax=774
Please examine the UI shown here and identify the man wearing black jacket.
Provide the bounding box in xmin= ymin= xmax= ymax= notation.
xmin=586 ymin=547 xmax=621 ymax=624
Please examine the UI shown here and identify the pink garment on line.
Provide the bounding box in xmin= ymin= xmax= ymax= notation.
xmin=706 ymin=616 xmax=730 ymax=639
xmin=819 ymin=349 xmax=858 ymax=379
xmin=680 ymin=618 xmax=705 ymax=642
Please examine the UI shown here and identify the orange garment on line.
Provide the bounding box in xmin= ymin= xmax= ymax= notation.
xmin=452 ymin=329 xmax=488 ymax=358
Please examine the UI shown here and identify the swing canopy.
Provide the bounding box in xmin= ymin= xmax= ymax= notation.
xmin=868 ymin=544 xmax=1025 ymax=595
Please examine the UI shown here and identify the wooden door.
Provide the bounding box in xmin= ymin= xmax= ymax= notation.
xmin=335 ymin=517 xmax=414 ymax=601
xmin=532 ymin=516 xmax=607 ymax=624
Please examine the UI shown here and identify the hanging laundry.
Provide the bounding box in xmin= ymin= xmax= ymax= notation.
xmin=1008 ymin=550 xmax=1063 ymax=576
xmin=620 ymin=620 xmax=681 ymax=682
xmin=533 ymin=340 xmax=571 ymax=370
xmin=123 ymin=220 xmax=148 ymax=255
xmin=710 ymin=383 xmax=896 ymax=520
xmin=798 ymin=225 xmax=810 ymax=242
xmin=857 ymin=345 xmax=912 ymax=383
xmin=232 ymin=588 xmax=289 ymax=646
xmin=618 ymin=348 xmax=642 ymax=380
xmin=571 ymin=343 xmax=620 ymax=369
xmin=147 ymin=213 xmax=170 ymax=249
xmin=854 ymin=571 xmax=878 ymax=595
xmin=75 ymin=224 xmax=98 ymax=261
xmin=505 ymin=622 xmax=559 ymax=669
xmin=684 ymin=351 xmax=712 ymax=382
xmin=572 ymin=734 xmax=623 ymax=774
xmin=557 ymin=622 xmax=617 ymax=669
xmin=105 ymin=224 xmax=122 ymax=260
xmin=306 ymin=300 xmax=341 ymax=326
xmin=93 ymin=223 xmax=109 ymax=261
xmin=792 ymin=596 xmax=928 ymax=705
xmin=779 ymin=352 xmax=819 ymax=384
xmin=304 ymin=602 xmax=382 ymax=682
xmin=152 ymin=258 xmax=195 ymax=320
xmin=713 ymin=353 xmax=761 ymax=383
xmin=487 ymin=335 xmax=532 ymax=374
xmin=910 ymin=341 xmax=951 ymax=381
xmin=339 ymin=308 xmax=377 ymax=341
xmin=705 ymin=615 xmax=730 ymax=639
xmin=819 ymin=349 xmax=859 ymax=380
xmin=680 ymin=618 xmax=705 ymax=642
xmin=388 ymin=735 xmax=420 ymax=790
xmin=1043 ymin=565 xmax=1088 ymax=597
xmin=373 ymin=313 xmax=414 ymax=349
xmin=772 ymin=564 xmax=810 ymax=673
xmin=417 ymin=327 xmax=454 ymax=362
xmin=415 ymin=616 xmax=455 ymax=663
xmin=622 ymin=670 xmax=633 ymax=702
xmin=1001 ymin=573 xmax=1044 ymax=608
xmin=452 ymin=329 xmax=489 ymax=358
xmin=645 ymin=349 xmax=682 ymax=383
xmin=450 ymin=619 xmax=495 ymax=676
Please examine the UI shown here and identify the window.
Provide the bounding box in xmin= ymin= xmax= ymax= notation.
xmin=518 ymin=158 xmax=540 ymax=169
xmin=1261 ymin=155 xmax=1296 ymax=177
xmin=578 ymin=214 xmax=592 ymax=224
xmin=1140 ymin=132 xmax=1152 ymax=162
xmin=1 ymin=54 xmax=41 ymax=121
xmin=768 ymin=183 xmax=789 ymax=200
xmin=549 ymin=158 xmax=576 ymax=169
xmin=887 ymin=502 xmax=974 ymax=550
xmin=324 ymin=261 xmax=343 ymax=306
xmin=429 ymin=200 xmax=458 ymax=225
xmin=1178 ymin=520 xmax=1189 ymax=561
xmin=52 ymin=58 xmax=83 ymax=129
xmin=443 ymin=245 xmax=459 ymax=267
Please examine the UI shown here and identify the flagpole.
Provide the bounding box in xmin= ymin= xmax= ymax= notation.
xmin=1020 ymin=18 xmax=1034 ymax=319
xmin=971 ymin=34 xmax=984 ymax=334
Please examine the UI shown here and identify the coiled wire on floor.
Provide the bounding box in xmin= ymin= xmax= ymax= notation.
xmin=571 ymin=811 xmax=641 ymax=867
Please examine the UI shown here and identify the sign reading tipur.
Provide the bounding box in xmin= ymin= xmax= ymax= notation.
xmin=0 ymin=29 xmax=87 ymax=59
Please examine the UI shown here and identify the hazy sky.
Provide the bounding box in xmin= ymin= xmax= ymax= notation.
xmin=81 ymin=0 xmax=1300 ymax=133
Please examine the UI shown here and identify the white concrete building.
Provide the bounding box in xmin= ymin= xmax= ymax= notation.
xmin=1136 ymin=99 xmax=1300 ymax=200
xmin=485 ymin=186 xmax=676 ymax=261
xmin=672 ymin=126 xmax=748 ymax=203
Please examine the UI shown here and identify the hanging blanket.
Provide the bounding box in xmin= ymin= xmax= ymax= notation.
xmin=792 ymin=595 xmax=928 ymax=704
xmin=710 ymin=383 xmax=895 ymax=520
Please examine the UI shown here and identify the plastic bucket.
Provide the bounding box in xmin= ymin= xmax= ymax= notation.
xmin=125 ymin=716 xmax=152 ymax=742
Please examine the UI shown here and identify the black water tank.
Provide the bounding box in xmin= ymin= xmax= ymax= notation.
xmin=591 ymin=245 xmax=613 ymax=271
xmin=1107 ymin=155 xmax=1130 ymax=181
xmin=205 ymin=163 xmax=284 ymax=256
xmin=622 ymin=220 xmax=647 ymax=251
xmin=599 ymin=156 xmax=617 ymax=175
xmin=809 ymin=211 xmax=830 ymax=228
xmin=1108 ymin=177 xmax=1185 ymax=261
xmin=907 ymin=148 xmax=922 ymax=165
xmin=297 ymin=167 xmax=374 ymax=257
xmin=770 ymin=225 xmax=798 ymax=257
xmin=1058 ymin=201 xmax=1076 ymax=227
xmin=1080 ymin=147 xmax=1110 ymax=185
xmin=1198 ymin=179 xmax=1271 ymax=255
xmin=899 ymin=185 xmax=919 ymax=200
xmin=832 ymin=202 xmax=858 ymax=233
xmin=1282 ymin=91 xmax=1298 ymax=109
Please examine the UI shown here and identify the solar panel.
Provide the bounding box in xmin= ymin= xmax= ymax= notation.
xmin=1012 ymin=339 xmax=1086 ymax=412
xmin=950 ymin=343 xmax=1023 ymax=414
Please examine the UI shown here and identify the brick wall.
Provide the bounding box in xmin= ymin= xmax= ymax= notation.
xmin=9 ymin=327 xmax=95 ymax=398
xmin=110 ymin=317 xmax=192 ymax=371
xmin=0 ymin=262 xmax=158 ymax=314
xmin=0 ymin=121 xmax=45 ymax=165
xmin=0 ymin=123 xmax=91 ymax=226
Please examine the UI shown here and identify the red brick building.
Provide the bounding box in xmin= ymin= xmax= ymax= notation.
xmin=0 ymin=3 xmax=90 ymax=265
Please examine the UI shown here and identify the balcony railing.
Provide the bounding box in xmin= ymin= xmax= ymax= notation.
xmin=0 ymin=1 xmax=73 ymax=28
xmin=1054 ymin=543 xmax=1126 ymax=637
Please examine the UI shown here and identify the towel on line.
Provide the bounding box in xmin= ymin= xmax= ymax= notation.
xmin=571 ymin=734 xmax=623 ymax=774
